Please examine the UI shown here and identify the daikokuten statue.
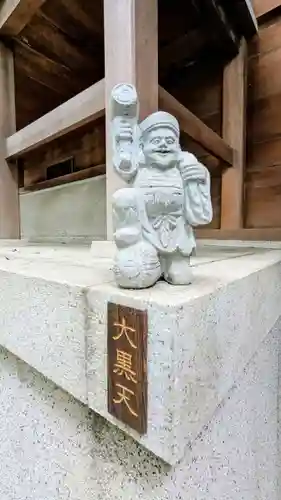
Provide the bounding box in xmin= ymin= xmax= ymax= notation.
xmin=111 ymin=84 xmax=213 ymax=289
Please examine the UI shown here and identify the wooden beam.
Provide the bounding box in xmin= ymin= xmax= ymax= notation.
xmin=14 ymin=39 xmax=87 ymax=97
xmin=220 ymin=0 xmax=258 ymax=38
xmin=201 ymin=0 xmax=240 ymax=54
xmin=239 ymin=0 xmax=258 ymax=34
xmin=5 ymin=79 xmax=105 ymax=159
xmin=251 ymin=0 xmax=281 ymax=19
xmin=196 ymin=228 xmax=281 ymax=241
xmin=21 ymin=164 xmax=105 ymax=192
xmin=0 ymin=0 xmax=46 ymax=36
xmin=0 ymin=42 xmax=20 ymax=238
xmin=104 ymin=0 xmax=158 ymax=238
xmin=221 ymin=38 xmax=248 ymax=229
xmin=159 ymin=86 xmax=233 ymax=165
xmin=159 ymin=29 xmax=206 ymax=79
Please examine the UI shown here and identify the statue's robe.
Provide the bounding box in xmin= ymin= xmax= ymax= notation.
xmin=114 ymin=153 xmax=212 ymax=257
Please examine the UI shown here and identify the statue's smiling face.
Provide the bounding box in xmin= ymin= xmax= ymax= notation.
xmin=142 ymin=127 xmax=180 ymax=168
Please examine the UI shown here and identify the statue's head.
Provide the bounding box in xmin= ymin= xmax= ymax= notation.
xmin=140 ymin=112 xmax=180 ymax=169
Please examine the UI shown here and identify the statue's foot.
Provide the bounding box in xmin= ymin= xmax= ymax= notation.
xmin=162 ymin=254 xmax=192 ymax=285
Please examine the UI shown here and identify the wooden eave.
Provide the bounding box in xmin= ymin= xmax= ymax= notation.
xmin=197 ymin=0 xmax=258 ymax=46
xmin=220 ymin=0 xmax=258 ymax=39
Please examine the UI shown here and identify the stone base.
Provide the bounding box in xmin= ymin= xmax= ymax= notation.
xmin=0 ymin=325 xmax=279 ymax=500
xmin=0 ymin=240 xmax=280 ymax=498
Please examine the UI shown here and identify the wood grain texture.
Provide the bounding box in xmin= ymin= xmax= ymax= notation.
xmin=247 ymin=15 xmax=281 ymax=228
xmin=8 ymin=0 xmax=255 ymax=132
xmin=196 ymin=228 xmax=281 ymax=240
xmin=11 ymin=0 xmax=104 ymax=128
xmin=14 ymin=41 xmax=83 ymax=97
xmin=170 ymin=68 xmax=223 ymax=182
xmin=169 ymin=71 xmax=222 ymax=123
xmin=249 ymin=45 xmax=281 ymax=103
xmin=17 ymin=12 xmax=101 ymax=80
xmin=245 ymin=165 xmax=281 ymax=227
xmin=21 ymin=119 xmax=105 ymax=187
xmin=159 ymin=86 xmax=233 ymax=165
xmin=248 ymin=136 xmax=281 ymax=171
xmin=0 ymin=0 xmax=261 ymax=229
xmin=104 ymin=0 xmax=158 ymax=117
xmin=251 ymin=0 xmax=281 ymax=18
xmin=21 ymin=164 xmax=105 ymax=192
xmin=159 ymin=29 xmax=206 ymax=79
xmin=0 ymin=43 xmax=20 ymax=238
xmin=221 ymin=38 xmax=248 ymax=229
xmin=108 ymin=302 xmax=147 ymax=435
xmin=6 ymin=79 xmax=105 ymax=159
xmin=249 ymin=17 xmax=281 ymax=57
xmin=14 ymin=69 xmax=64 ymax=130
xmin=0 ymin=0 xmax=46 ymax=35
xmin=157 ymin=6 xmax=281 ymax=234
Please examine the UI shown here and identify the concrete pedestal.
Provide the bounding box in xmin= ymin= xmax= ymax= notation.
xmin=0 ymin=241 xmax=280 ymax=498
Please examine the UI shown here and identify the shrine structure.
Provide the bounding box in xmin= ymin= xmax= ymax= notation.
xmin=0 ymin=1 xmax=280 ymax=499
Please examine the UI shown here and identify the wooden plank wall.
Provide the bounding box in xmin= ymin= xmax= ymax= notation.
xmin=170 ymin=69 xmax=223 ymax=228
xmin=252 ymin=0 xmax=281 ymax=18
xmin=22 ymin=118 xmax=105 ymax=189
xmin=21 ymin=1 xmax=281 ymax=234
xmin=174 ymin=4 xmax=281 ymax=231
xmin=246 ymin=5 xmax=281 ymax=228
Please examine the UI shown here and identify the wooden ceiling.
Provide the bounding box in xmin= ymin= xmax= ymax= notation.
xmin=0 ymin=0 xmax=257 ymax=130
xmin=11 ymin=0 xmax=104 ymax=129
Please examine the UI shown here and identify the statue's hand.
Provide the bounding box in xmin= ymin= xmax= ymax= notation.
xmin=179 ymin=157 xmax=206 ymax=184
xmin=116 ymin=120 xmax=134 ymax=144
xmin=118 ymin=153 xmax=133 ymax=172
xmin=114 ymin=121 xmax=136 ymax=174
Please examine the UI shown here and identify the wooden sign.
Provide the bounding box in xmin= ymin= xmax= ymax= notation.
xmin=107 ymin=302 xmax=148 ymax=434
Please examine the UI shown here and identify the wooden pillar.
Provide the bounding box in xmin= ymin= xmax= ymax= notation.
xmin=0 ymin=42 xmax=20 ymax=238
xmin=104 ymin=0 xmax=158 ymax=238
xmin=221 ymin=38 xmax=247 ymax=229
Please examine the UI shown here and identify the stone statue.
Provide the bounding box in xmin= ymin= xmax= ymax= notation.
xmin=111 ymin=83 xmax=213 ymax=289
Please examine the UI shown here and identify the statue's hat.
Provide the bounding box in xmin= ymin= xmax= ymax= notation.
xmin=140 ymin=111 xmax=180 ymax=137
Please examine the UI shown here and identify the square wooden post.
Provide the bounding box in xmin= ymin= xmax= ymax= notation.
xmin=0 ymin=42 xmax=20 ymax=238
xmin=221 ymin=38 xmax=248 ymax=229
xmin=104 ymin=0 xmax=158 ymax=239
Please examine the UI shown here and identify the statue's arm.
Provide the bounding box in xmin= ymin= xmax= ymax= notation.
xmin=112 ymin=119 xmax=140 ymax=182
xmin=111 ymin=83 xmax=140 ymax=183
xmin=179 ymin=153 xmax=213 ymax=226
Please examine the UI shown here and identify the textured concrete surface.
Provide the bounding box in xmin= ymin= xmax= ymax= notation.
xmin=0 ymin=320 xmax=279 ymax=500
xmin=20 ymin=176 xmax=106 ymax=243
xmin=0 ymin=242 xmax=279 ymax=466
xmin=86 ymin=246 xmax=281 ymax=463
